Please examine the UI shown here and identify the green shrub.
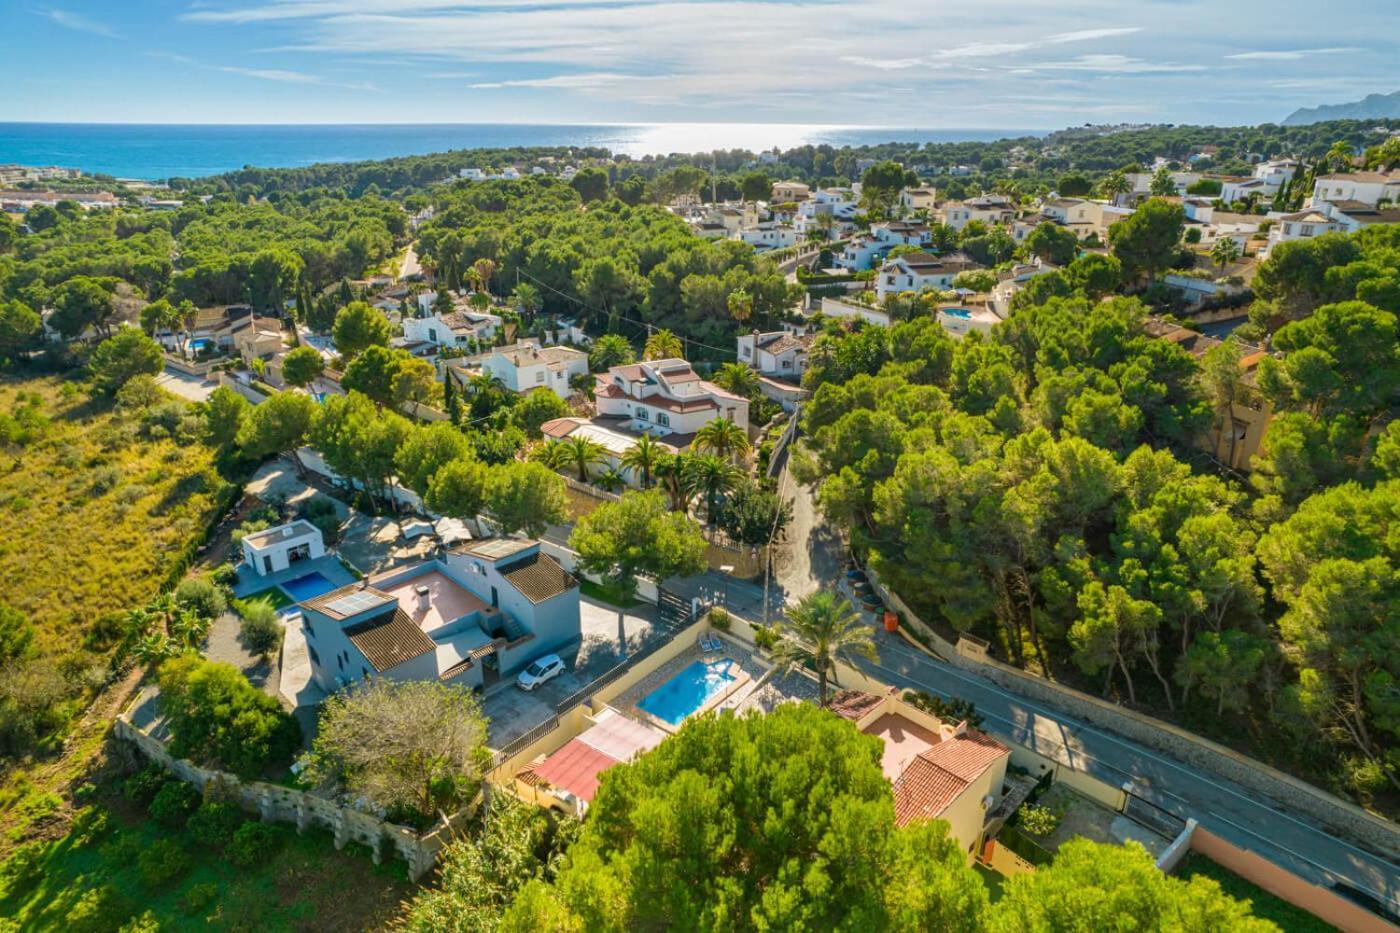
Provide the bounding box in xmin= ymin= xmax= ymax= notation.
xmin=68 ymin=883 xmax=137 ymax=933
xmin=174 ymin=576 xmax=227 ymax=620
xmin=137 ymin=837 xmax=188 ymax=888
xmin=225 ymin=821 xmax=283 ymax=869
xmin=180 ymin=882 xmax=220 ymax=915
xmin=121 ymin=764 xmax=169 ymax=807
xmin=0 ymin=841 xmax=46 ymax=900
xmin=68 ymin=805 xmax=112 ymax=846
xmin=753 ymin=625 xmax=778 ymax=652
xmin=708 ymin=607 xmax=730 ymax=631
xmin=156 ymin=656 xmax=301 ymax=777
xmin=149 ymin=780 xmax=200 ymax=828
xmin=118 ymin=910 xmax=162 ymax=933
xmin=1019 ymin=803 xmax=1062 ymax=837
xmin=238 ymin=598 xmax=283 ymax=658
xmin=188 ymin=800 xmax=245 ymax=848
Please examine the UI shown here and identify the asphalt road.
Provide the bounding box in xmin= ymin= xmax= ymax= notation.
xmin=766 ymin=465 xmax=1400 ymax=919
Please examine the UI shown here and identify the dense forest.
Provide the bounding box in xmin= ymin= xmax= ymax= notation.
xmin=797 ymin=223 xmax=1400 ymax=812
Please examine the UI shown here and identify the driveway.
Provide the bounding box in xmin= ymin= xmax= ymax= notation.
xmin=157 ymin=367 xmax=217 ymax=402
xmin=483 ymin=595 xmax=668 ymax=748
xmin=203 ymin=611 xmax=280 ymax=698
xmin=769 ymin=451 xmax=845 ymax=603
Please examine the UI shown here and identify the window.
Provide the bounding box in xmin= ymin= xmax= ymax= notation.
xmin=657 ymin=412 xmax=670 ymax=427
xmin=782 ymin=360 xmax=791 ymax=369
xmin=535 ymin=371 xmax=545 ymax=383
xmin=337 ymin=654 xmax=344 ymax=671
xmin=636 ymin=407 xmax=650 ymax=422
xmin=428 ymin=327 xmax=438 ymax=342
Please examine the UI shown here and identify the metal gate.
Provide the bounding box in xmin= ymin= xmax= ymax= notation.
xmin=1123 ymin=792 xmax=1187 ymax=839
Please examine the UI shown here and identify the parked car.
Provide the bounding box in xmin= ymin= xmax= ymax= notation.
xmin=516 ymin=654 xmax=566 ymax=691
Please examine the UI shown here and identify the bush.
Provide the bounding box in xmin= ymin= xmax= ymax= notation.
xmin=708 ymin=607 xmax=730 ymax=631
xmin=188 ymin=800 xmax=245 ymax=848
xmin=68 ymin=884 xmax=137 ymax=933
xmin=238 ymin=598 xmax=283 ymax=658
xmin=753 ymin=625 xmax=778 ymax=652
xmin=298 ymin=495 xmax=341 ymax=544
xmin=137 ymin=837 xmax=188 ymax=888
xmin=180 ymin=882 xmax=219 ymax=915
xmin=226 ymin=821 xmax=283 ymax=868
xmin=157 ymin=656 xmax=301 ymax=777
xmin=1019 ymin=803 xmax=1062 ymax=837
xmin=174 ymin=576 xmax=226 ymax=620
xmin=0 ymin=841 xmax=45 ymax=901
xmin=122 ymin=764 xmax=170 ymax=807
xmin=149 ymin=780 xmax=200 ymax=828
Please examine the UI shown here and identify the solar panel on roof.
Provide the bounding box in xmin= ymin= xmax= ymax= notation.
xmin=325 ymin=590 xmax=388 ymax=616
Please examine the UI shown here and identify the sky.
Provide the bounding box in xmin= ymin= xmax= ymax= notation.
xmin=3 ymin=0 xmax=1398 ymax=127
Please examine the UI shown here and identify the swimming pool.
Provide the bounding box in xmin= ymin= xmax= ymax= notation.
xmin=280 ymin=571 xmax=337 ymax=603
xmin=638 ymin=658 xmax=739 ymax=726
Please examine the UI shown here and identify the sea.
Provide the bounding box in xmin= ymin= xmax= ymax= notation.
xmin=0 ymin=122 xmax=1046 ymax=182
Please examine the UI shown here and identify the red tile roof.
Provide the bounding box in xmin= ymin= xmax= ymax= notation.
xmin=892 ymin=756 xmax=969 ymax=825
xmin=919 ymin=729 xmax=1009 ymax=782
xmin=828 ymin=689 xmax=883 ymax=722
xmin=532 ymin=738 xmax=621 ymax=803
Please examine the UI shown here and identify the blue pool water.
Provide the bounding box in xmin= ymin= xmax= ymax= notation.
xmin=189 ymin=338 xmax=213 ymax=350
xmin=280 ymin=571 xmax=336 ymax=603
xmin=638 ymin=659 xmax=738 ymax=726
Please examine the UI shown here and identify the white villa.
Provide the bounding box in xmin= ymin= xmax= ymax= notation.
xmin=479 ymin=340 xmax=589 ymax=400
xmin=1311 ymin=171 xmax=1400 ymax=209
xmin=241 ymin=520 xmax=326 ymax=577
xmin=402 ymin=308 xmax=503 ymax=349
xmin=737 ymin=329 xmax=813 ymax=379
xmin=875 ymin=252 xmax=982 ymax=300
xmin=594 ymin=358 xmax=749 ymax=439
xmin=899 ymin=187 xmax=939 ymax=213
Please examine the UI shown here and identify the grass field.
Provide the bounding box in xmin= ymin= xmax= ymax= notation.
xmin=0 ymin=769 xmax=412 ymax=932
xmin=0 ymin=375 xmax=230 ymax=652
xmin=1178 ymin=853 xmax=1335 ymax=932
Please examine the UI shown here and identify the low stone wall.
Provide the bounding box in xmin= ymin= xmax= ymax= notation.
xmin=114 ymin=716 xmax=475 ymax=881
xmin=164 ymin=354 xmax=220 ymax=376
xmin=864 ymin=568 xmax=1400 ymax=862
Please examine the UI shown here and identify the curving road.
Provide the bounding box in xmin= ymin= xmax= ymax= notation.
xmin=767 ymin=465 xmax=1400 ymax=922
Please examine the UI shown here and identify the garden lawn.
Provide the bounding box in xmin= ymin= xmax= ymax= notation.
xmin=1177 ymin=853 xmax=1335 ymax=932
xmin=234 ymin=588 xmax=294 ymax=615
xmin=578 ymin=577 xmax=643 ymax=608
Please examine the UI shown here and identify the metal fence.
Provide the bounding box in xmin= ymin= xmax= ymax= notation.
xmin=490 ymin=715 xmax=561 ymax=768
xmin=1124 ymin=791 xmax=1188 ymax=839
xmin=996 ymin=824 xmax=1054 ymax=867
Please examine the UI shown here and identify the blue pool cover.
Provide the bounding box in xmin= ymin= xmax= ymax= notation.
xmin=638 ymin=658 xmax=738 ymax=725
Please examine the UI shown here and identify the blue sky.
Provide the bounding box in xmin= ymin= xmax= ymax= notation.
xmin=3 ymin=0 xmax=1397 ymax=126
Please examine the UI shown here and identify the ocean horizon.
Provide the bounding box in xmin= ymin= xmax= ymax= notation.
xmin=0 ymin=122 xmax=1049 ymax=182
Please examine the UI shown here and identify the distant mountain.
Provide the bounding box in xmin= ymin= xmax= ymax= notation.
xmin=1283 ymin=91 xmax=1400 ymax=126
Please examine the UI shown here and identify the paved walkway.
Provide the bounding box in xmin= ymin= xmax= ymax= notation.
xmin=157 ymin=367 xmax=217 ymax=402
xmin=769 ymin=454 xmax=845 ymax=603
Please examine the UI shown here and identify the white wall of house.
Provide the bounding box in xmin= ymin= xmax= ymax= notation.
xmin=241 ymin=521 xmax=326 ymax=577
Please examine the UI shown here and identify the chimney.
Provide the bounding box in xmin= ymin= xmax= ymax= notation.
xmin=415 ymin=585 xmax=432 ymax=612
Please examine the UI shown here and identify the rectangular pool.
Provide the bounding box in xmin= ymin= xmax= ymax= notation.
xmin=280 ymin=571 xmax=337 ymax=603
xmin=638 ymin=658 xmax=739 ymax=726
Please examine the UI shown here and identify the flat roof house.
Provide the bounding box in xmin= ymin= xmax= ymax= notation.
xmin=876 ymin=251 xmax=982 ymax=300
xmin=298 ymin=539 xmax=579 ymax=692
xmin=736 ymin=329 xmax=813 ymax=379
xmin=242 ymin=520 xmax=326 ymax=577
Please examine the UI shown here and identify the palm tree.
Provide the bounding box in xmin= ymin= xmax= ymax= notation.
xmin=772 ymin=592 xmax=877 ymax=705
xmin=511 ymin=282 xmax=541 ymax=322
xmin=643 ymin=329 xmax=683 ymax=361
xmin=683 ymin=454 xmax=741 ymax=526
xmin=653 ymin=453 xmax=692 ymax=511
xmin=595 ymin=467 xmax=626 ymax=493
xmin=1210 ymin=236 xmax=1241 ymax=273
xmin=469 ymin=257 xmax=497 ymax=295
xmin=561 ymin=435 xmax=607 ymax=483
xmin=530 ymin=441 xmax=571 ymax=472
xmin=694 ymin=418 xmax=751 ymax=463
xmin=620 ymin=433 xmax=664 ymax=488
xmin=713 ymin=362 xmax=761 ymax=400
xmin=726 ymin=289 xmax=753 ymax=324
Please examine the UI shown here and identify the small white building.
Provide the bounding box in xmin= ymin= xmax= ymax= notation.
xmin=771 ymin=180 xmax=811 ymax=203
xmin=481 ymin=340 xmax=589 ymax=400
xmin=870 ymin=220 xmax=933 ymax=248
xmin=899 ymin=187 xmax=939 ymax=213
xmin=1262 ymin=209 xmax=1346 ymax=257
xmin=739 ymin=222 xmax=800 ymax=251
xmin=241 ymin=520 xmax=326 ymax=577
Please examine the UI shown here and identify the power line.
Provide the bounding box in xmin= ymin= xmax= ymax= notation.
xmin=512 ymin=267 xmax=742 ymax=361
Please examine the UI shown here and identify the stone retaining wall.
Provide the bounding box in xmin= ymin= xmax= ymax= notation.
xmin=114 ymin=716 xmax=475 ymax=881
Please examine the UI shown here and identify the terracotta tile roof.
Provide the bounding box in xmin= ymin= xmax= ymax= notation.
xmin=531 ymin=738 xmax=621 ymax=803
xmin=892 ymin=756 xmax=968 ymax=825
xmin=918 ymin=728 xmax=1009 ymax=782
xmin=828 ymin=689 xmax=883 ymax=723
xmin=501 ymin=551 xmax=577 ymax=604
xmin=345 ymin=607 xmax=436 ymax=672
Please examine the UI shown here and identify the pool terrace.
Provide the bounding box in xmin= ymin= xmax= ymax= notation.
xmin=612 ymin=634 xmax=820 ymax=731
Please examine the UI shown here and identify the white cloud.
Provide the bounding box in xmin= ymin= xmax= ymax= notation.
xmin=1226 ymin=46 xmax=1359 ymax=60
xmin=1025 ymin=54 xmax=1208 ymax=74
xmin=219 ymin=65 xmax=377 ymax=90
xmin=468 ymin=72 xmax=639 ymax=89
xmin=40 ymin=8 xmax=119 ymax=38
xmin=1044 ymin=27 xmax=1142 ymax=44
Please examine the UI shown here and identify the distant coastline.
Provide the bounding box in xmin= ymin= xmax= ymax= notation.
xmin=0 ymin=122 xmax=1048 ymax=181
